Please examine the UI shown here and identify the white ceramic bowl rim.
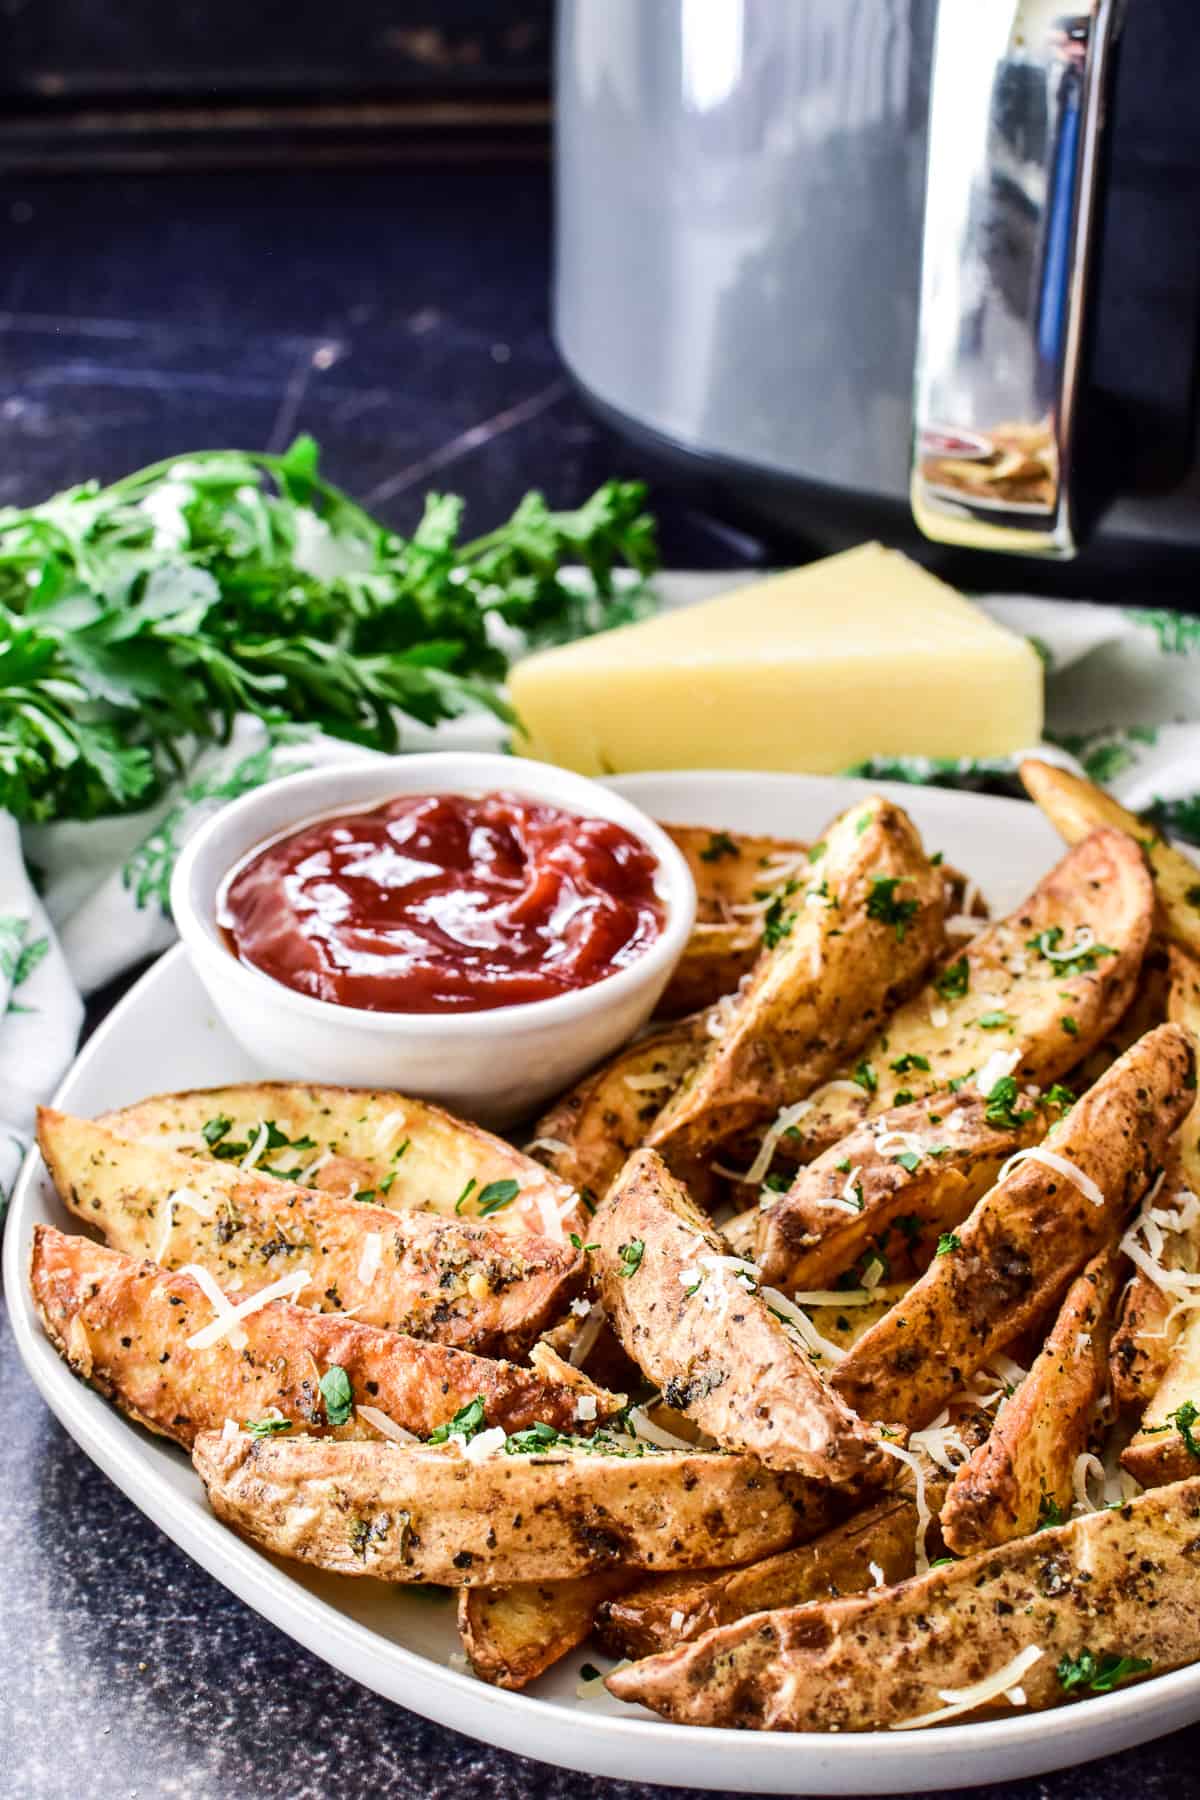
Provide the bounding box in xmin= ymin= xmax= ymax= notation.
xmin=170 ymin=753 xmax=697 ymax=1039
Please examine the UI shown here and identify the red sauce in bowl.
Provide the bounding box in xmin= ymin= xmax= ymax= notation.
xmin=217 ymin=790 xmax=666 ymax=1015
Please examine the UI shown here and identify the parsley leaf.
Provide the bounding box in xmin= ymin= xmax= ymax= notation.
xmin=985 ymin=1075 xmax=1035 ymax=1131
xmin=698 ymin=831 xmax=739 ymax=863
xmin=319 ymin=1365 xmax=354 ymax=1427
xmin=1037 ymin=1494 xmax=1067 ymax=1530
xmin=894 ymin=1151 xmax=922 ymax=1174
xmin=936 ymin=1232 xmax=960 ymax=1256
xmin=202 ymin=1114 xmax=233 ymax=1147
xmin=454 ymin=1178 xmax=477 ymax=1215
xmin=1056 ymin=1649 xmax=1152 ymax=1694
xmin=476 ymin=1177 xmax=520 ymax=1216
xmin=890 ymin=1053 xmax=930 ymax=1075
xmin=978 ymin=1010 xmax=1014 ymax=1030
xmin=1026 ymin=925 xmax=1117 ymax=978
xmin=851 ymin=1059 xmax=878 ymax=1095
xmin=618 ymin=1238 xmax=645 ymax=1278
xmin=428 ymin=1395 xmax=487 ymax=1445
xmin=1167 ymin=1398 xmax=1200 ymax=1458
xmin=934 ymin=957 xmax=969 ymax=1001
xmin=244 ymin=1417 xmax=294 ymax=1438
xmin=865 ymin=875 xmax=919 ymax=941
xmin=762 ymin=886 xmax=799 ymax=950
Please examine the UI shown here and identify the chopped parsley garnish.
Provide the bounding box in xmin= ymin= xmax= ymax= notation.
xmin=618 ymin=1238 xmax=645 ymax=1278
xmin=1037 ymin=1494 xmax=1067 ymax=1530
xmin=835 ymin=1158 xmax=851 ymax=1174
xmin=894 ymin=1151 xmax=922 ymax=1174
xmin=428 ymin=1395 xmax=486 ymax=1445
xmin=849 ymin=1181 xmax=865 ymax=1211
xmin=851 ymin=1059 xmax=878 ymax=1095
xmin=505 ymin=1421 xmax=565 ymax=1454
xmin=352 ymin=1189 xmax=376 ymax=1204
xmin=934 ymin=957 xmax=969 ymax=1001
xmin=476 ymin=1177 xmax=520 ymax=1216
xmin=698 ymin=831 xmax=739 ymax=863
xmin=807 ymin=841 xmax=827 ymax=863
xmin=893 ymin=1090 xmax=914 ymax=1107
xmin=1167 ymin=1399 xmax=1200 ymax=1458
xmin=762 ymin=882 xmax=801 ymax=949
xmin=579 ymin=1662 xmax=603 ymax=1683
xmin=244 ymin=1417 xmax=294 ymax=1438
xmin=378 ymin=1170 xmax=398 ymax=1195
xmin=454 ymin=1178 xmax=477 ymax=1215
xmin=936 ymin=1232 xmax=961 ymax=1256
xmin=894 ymin=1213 xmax=923 ymax=1246
xmin=319 ymin=1364 xmax=354 ymax=1427
xmin=1026 ymin=925 xmax=1117 ymax=977
xmin=202 ymin=1114 xmax=233 ymax=1147
xmin=865 ymin=875 xmax=919 ymax=941
xmin=1060 ymin=1015 xmax=1079 ymax=1037
xmin=890 ymin=1053 xmax=930 ymax=1075
xmin=1044 ymin=1082 xmax=1076 ymax=1114
xmin=204 ymin=1117 xmax=317 ymax=1170
xmin=930 ymin=851 xmax=944 ymax=867
xmin=761 ymin=1171 xmax=791 ymax=1194
xmin=1056 ymin=1650 xmax=1152 ymax=1694
xmin=984 ymin=1075 xmax=1035 ymax=1132
xmin=392 ymin=1138 xmax=411 ymax=1162
xmin=978 ymin=1010 xmax=1014 ymax=1030
xmin=569 ymin=1233 xmax=600 ymax=1252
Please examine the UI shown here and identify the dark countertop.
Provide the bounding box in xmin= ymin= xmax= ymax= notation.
xmin=1 ymin=161 xmax=1197 ymax=1800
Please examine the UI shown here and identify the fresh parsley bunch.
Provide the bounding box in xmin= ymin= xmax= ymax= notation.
xmin=0 ymin=436 xmax=658 ymax=824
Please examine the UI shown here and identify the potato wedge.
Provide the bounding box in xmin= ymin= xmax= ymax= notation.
xmin=31 ymin=1226 xmax=600 ymax=1447
xmin=597 ymin=1478 xmax=947 ymax=1661
xmin=458 ymin=1574 xmax=630 ymax=1690
xmin=648 ymin=797 xmax=945 ymax=1168
xmin=832 ymin=1025 xmax=1194 ymax=1429
xmin=594 ymin=1148 xmax=888 ymax=1485
xmin=100 ymin=1080 xmax=583 ymax=1240
xmin=38 ymin=1109 xmax=584 ymax=1357
xmin=606 ymin=1476 xmax=1200 ymax=1729
xmin=192 ymin=1430 xmax=828 ymax=1585
xmin=529 ymin=1014 xmax=708 ymax=1204
xmin=756 ymin=1087 xmax=1058 ymax=1293
xmin=1122 ymin=1309 xmax=1200 ymax=1489
xmin=658 ymin=825 xmax=813 ymax=1018
xmin=939 ymin=1243 xmax=1122 ymax=1554
xmin=1110 ymin=947 xmax=1200 ymax=1407
xmin=779 ymin=828 xmax=1155 ymax=1164
xmin=1021 ymin=757 xmax=1200 ymax=958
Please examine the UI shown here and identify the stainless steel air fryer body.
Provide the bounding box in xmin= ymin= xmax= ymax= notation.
xmin=554 ymin=0 xmax=1200 ymax=589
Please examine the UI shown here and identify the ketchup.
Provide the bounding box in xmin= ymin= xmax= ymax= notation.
xmin=218 ymin=791 xmax=666 ymax=1015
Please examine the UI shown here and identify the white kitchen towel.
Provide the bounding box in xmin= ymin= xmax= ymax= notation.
xmin=2 ymin=583 xmax=1199 ymax=1215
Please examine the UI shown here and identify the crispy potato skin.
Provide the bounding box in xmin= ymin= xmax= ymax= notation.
xmin=39 ymin=1109 xmax=584 ymax=1357
xmin=1020 ymin=758 xmax=1200 ymax=960
xmin=192 ymin=1431 xmax=826 ymax=1585
xmin=100 ymin=1079 xmax=582 ymax=1241
xmin=458 ymin=1573 xmax=630 ymax=1690
xmin=607 ymin=1477 xmax=1200 ymax=1729
xmin=784 ymin=828 xmax=1155 ymax=1161
xmin=832 ymin=1025 xmax=1194 ymax=1429
xmin=657 ymin=826 xmax=810 ymax=1019
xmin=648 ymin=799 xmax=945 ymax=1167
xmin=597 ymin=1480 xmax=944 ymax=1660
xmin=594 ymin=1149 xmax=887 ymax=1485
xmin=530 ymin=1015 xmax=708 ymax=1204
xmin=756 ymin=1090 xmax=1049 ymax=1292
xmin=940 ymin=1245 xmax=1122 ymax=1555
xmin=1120 ymin=1308 xmax=1200 ymax=1488
xmin=31 ymin=1227 xmax=594 ymax=1446
xmin=1110 ymin=948 xmax=1200 ymax=1408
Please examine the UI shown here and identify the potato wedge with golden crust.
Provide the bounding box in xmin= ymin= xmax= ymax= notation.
xmin=606 ymin=1476 xmax=1200 ymax=1729
xmin=832 ymin=1025 xmax=1194 ymax=1430
xmin=939 ymin=1244 xmax=1122 ymax=1555
xmin=100 ymin=1080 xmax=583 ymax=1241
xmin=647 ymin=798 xmax=945 ymax=1169
xmin=458 ymin=1573 xmax=631 ymax=1690
xmin=38 ymin=1109 xmax=583 ymax=1358
xmin=31 ymin=1226 xmax=599 ymax=1448
xmin=593 ymin=1148 xmax=888 ymax=1486
xmin=1122 ymin=1309 xmax=1200 ymax=1489
xmin=756 ymin=1087 xmax=1057 ymax=1293
xmin=1109 ymin=947 xmax=1200 ymax=1408
xmin=596 ymin=1478 xmax=946 ymax=1661
xmin=529 ymin=1014 xmax=708 ymax=1205
xmin=192 ymin=1430 xmax=829 ymax=1586
xmin=779 ymin=828 xmax=1155 ymax=1163
xmin=1020 ymin=757 xmax=1200 ymax=959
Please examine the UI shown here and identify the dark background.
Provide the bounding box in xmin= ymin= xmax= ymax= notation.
xmin=1 ymin=9 xmax=1197 ymax=1799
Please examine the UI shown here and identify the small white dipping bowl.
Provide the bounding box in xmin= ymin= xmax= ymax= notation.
xmin=170 ymin=751 xmax=696 ymax=1128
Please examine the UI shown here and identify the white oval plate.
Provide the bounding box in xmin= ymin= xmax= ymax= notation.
xmin=7 ymin=772 xmax=1200 ymax=1794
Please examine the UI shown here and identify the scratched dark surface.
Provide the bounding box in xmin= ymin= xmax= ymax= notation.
xmin=2 ymin=161 xmax=1198 ymax=1800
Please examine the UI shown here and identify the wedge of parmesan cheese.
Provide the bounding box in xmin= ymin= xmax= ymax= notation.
xmin=509 ymin=544 xmax=1043 ymax=776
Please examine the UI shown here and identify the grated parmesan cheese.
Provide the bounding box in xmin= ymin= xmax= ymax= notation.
xmin=356 ymin=1232 xmax=383 ymax=1287
xmin=461 ymin=1426 xmax=507 ymax=1463
xmin=575 ymin=1394 xmax=598 ymax=1423
xmin=790 ymin=1288 xmax=873 ymax=1307
xmin=890 ymin=1646 xmax=1044 ymax=1730
xmin=532 ymin=1185 xmax=564 ymax=1243
xmin=521 ymin=1136 xmax=570 ymax=1158
xmin=869 ymin=1561 xmax=885 ymax=1589
xmin=872 ymin=1130 xmax=928 ymax=1159
xmin=358 ymin=1405 xmax=418 ymax=1444
xmin=669 ymin=1610 xmax=685 ymax=1632
xmin=975 ymin=1049 xmax=1022 ymax=1097
xmin=239 ymin=1123 xmax=270 ymax=1171
xmin=184 ymin=1265 xmax=310 ymax=1350
xmin=861 ymin=1257 xmax=886 ymax=1290
xmin=929 ymin=1005 xmax=950 ymax=1030
xmin=996 ymin=1146 xmax=1105 ymax=1208
xmin=627 ymin=1408 xmax=695 ymax=1451
xmin=372 ymin=1109 xmax=408 ymax=1152
xmin=760 ymin=1287 xmax=845 ymax=1362
xmin=874 ymin=1438 xmax=932 ymax=1573
xmin=1072 ymin=1451 xmax=1108 ymax=1513
xmin=623 ymin=1070 xmax=678 ymax=1092
xmin=740 ymin=1101 xmax=816 ymax=1187
xmin=568 ymin=1302 xmax=607 ymax=1367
